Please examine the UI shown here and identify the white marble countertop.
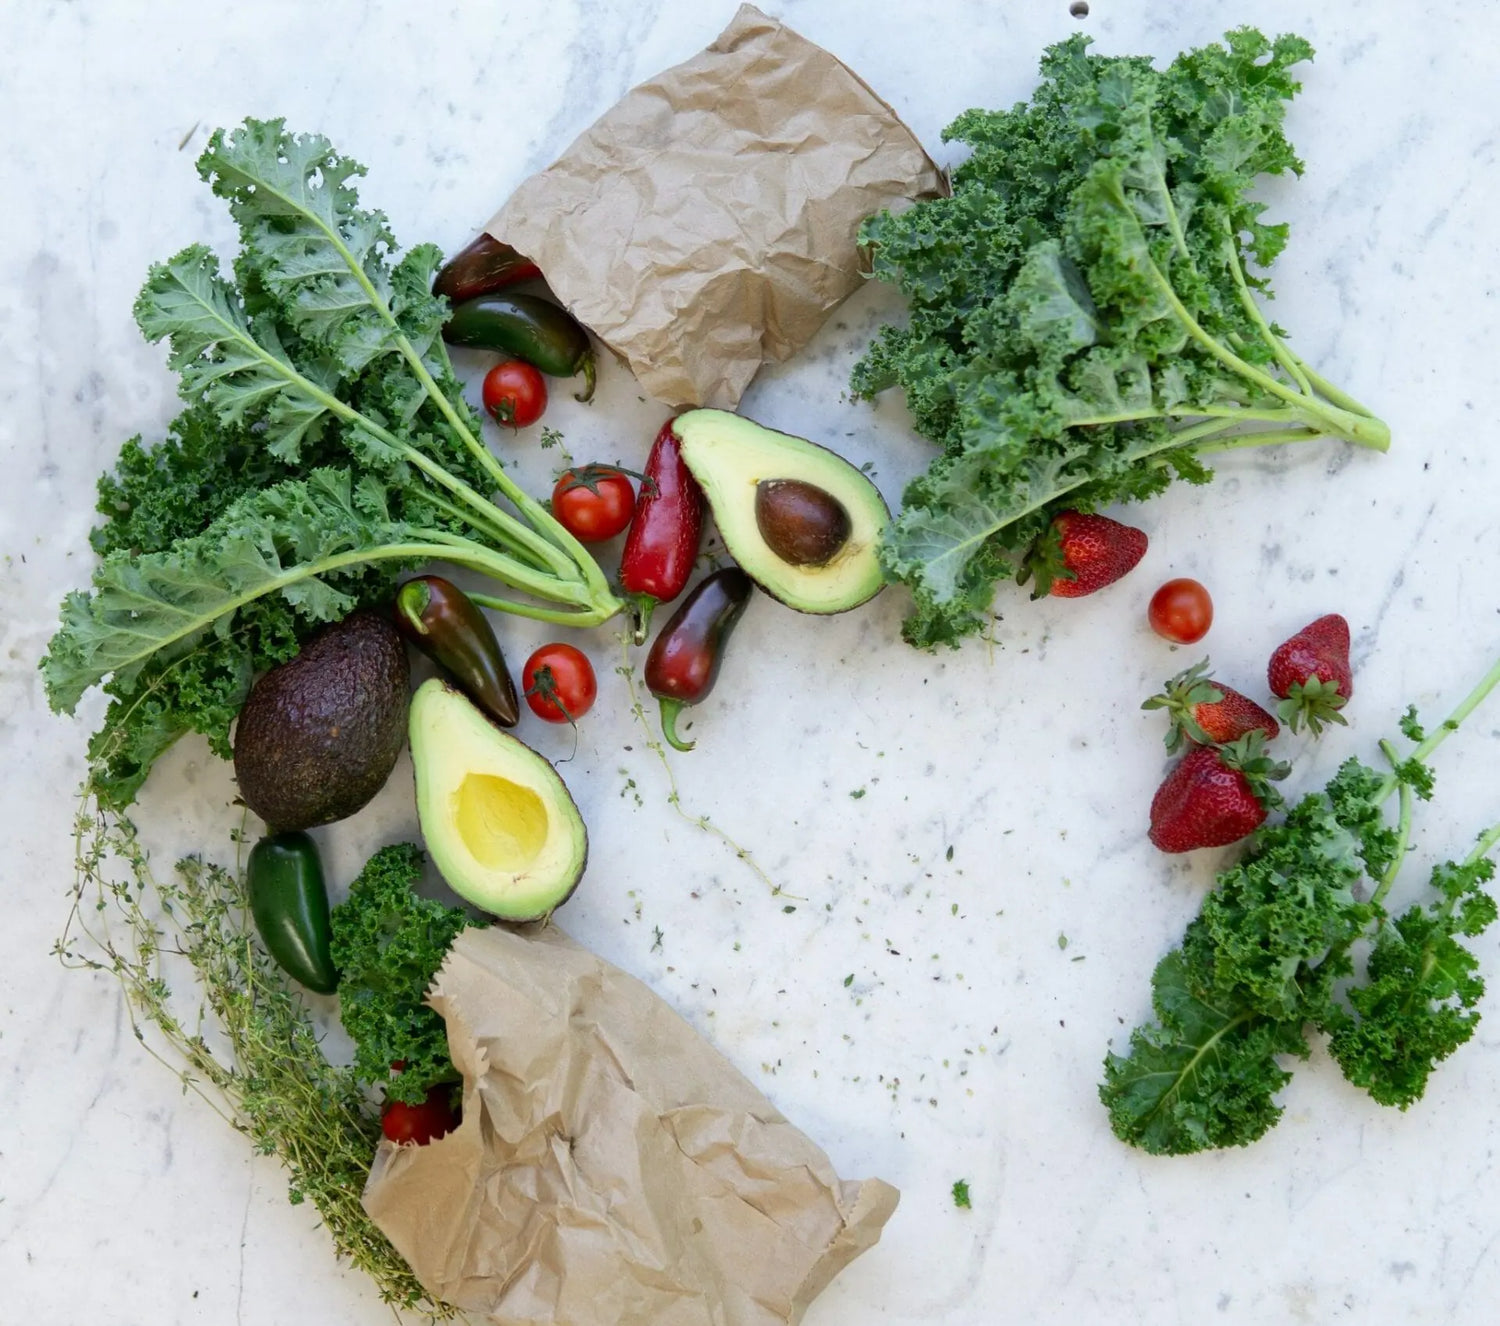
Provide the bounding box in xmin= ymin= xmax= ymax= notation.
xmin=5 ymin=1 xmax=1500 ymax=1322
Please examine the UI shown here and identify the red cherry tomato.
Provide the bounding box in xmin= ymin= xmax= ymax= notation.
xmin=481 ymin=359 xmax=547 ymax=429
xmin=381 ymin=1085 xmax=458 ymax=1146
xmin=551 ymin=466 xmax=636 ymax=543
xmin=1148 ymin=578 xmax=1214 ymax=644
xmin=522 ymin=643 xmax=598 ymax=723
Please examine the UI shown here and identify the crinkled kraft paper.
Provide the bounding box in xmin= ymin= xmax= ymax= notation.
xmin=486 ymin=3 xmax=945 ymax=409
xmin=363 ymin=924 xmax=899 ymax=1326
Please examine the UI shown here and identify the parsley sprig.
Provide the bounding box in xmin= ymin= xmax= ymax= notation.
xmin=1102 ymin=653 xmax=1500 ymax=1154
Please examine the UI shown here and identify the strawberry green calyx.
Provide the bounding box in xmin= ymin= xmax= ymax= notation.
xmin=1276 ymin=674 xmax=1350 ymax=736
xmin=1215 ymin=731 xmax=1291 ymax=811
xmin=1143 ymin=659 xmax=1227 ymax=752
xmin=1144 ymin=658 xmax=1282 ymax=753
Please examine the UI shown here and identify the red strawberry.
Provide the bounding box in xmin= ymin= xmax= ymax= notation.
xmin=1268 ymin=613 xmax=1353 ymax=735
xmin=1027 ymin=511 xmax=1148 ymax=599
xmin=1142 ymin=658 xmax=1280 ymax=754
xmin=1147 ymin=734 xmax=1289 ymax=853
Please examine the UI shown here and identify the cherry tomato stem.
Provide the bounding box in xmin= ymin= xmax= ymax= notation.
xmin=551 ymin=466 xmax=636 ymax=543
xmin=522 ymin=644 xmax=598 ymax=724
xmin=481 ymin=359 xmax=547 ymax=429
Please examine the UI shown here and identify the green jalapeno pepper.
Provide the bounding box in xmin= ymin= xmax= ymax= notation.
xmin=394 ymin=575 xmax=519 ymax=728
xmin=247 ymin=832 xmax=338 ymax=993
xmin=442 ymin=293 xmax=596 ymax=402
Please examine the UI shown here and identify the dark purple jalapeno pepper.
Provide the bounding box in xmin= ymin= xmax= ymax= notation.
xmin=432 ymin=233 xmax=542 ymax=303
xmin=644 ymin=567 xmax=753 ymax=752
xmin=394 ymin=575 xmax=520 ymax=728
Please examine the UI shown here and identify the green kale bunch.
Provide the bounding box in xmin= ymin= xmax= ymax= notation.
xmin=1103 ymin=683 xmax=1500 ymax=1156
xmin=44 ymin=120 xmax=620 ymax=807
xmin=854 ymin=30 xmax=1388 ymax=646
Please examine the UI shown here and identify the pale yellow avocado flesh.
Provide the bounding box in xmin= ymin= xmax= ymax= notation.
xmin=410 ymin=680 xmax=587 ymax=920
xmin=672 ymin=409 xmax=889 ymax=614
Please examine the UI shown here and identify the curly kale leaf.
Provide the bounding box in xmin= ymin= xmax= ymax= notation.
xmin=1104 ymin=681 xmax=1500 ymax=1155
xmin=330 ymin=844 xmax=480 ymax=1106
xmin=1101 ymin=949 xmax=1306 ymax=1155
xmin=46 ymin=120 xmax=617 ymax=805
xmin=856 ymin=29 xmax=1388 ymax=646
xmin=1328 ymin=855 xmax=1498 ymax=1108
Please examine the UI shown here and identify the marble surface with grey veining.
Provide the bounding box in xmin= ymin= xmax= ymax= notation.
xmin=4 ymin=1 xmax=1500 ymax=1323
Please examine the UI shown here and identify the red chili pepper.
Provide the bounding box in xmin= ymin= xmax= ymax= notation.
xmin=619 ymin=418 xmax=705 ymax=644
xmin=645 ymin=567 xmax=753 ymax=752
xmin=431 ymin=233 xmax=541 ymax=303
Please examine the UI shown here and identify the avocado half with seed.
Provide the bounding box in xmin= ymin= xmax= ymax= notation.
xmin=672 ymin=409 xmax=890 ymax=614
xmin=410 ymin=679 xmax=587 ymax=921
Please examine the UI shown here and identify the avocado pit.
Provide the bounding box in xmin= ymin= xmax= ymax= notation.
xmin=754 ymin=478 xmax=852 ymax=567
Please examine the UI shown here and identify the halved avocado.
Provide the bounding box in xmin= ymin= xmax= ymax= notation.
xmin=409 ymin=679 xmax=587 ymax=921
xmin=672 ymin=409 xmax=890 ymax=614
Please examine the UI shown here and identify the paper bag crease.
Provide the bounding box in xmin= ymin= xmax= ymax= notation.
xmin=363 ymin=924 xmax=898 ymax=1325
xmin=486 ymin=4 xmax=944 ymax=409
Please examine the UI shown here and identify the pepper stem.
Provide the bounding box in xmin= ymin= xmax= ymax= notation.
xmin=628 ymin=593 xmax=657 ymax=647
xmin=574 ymin=351 xmax=596 ymax=403
xmin=658 ymin=698 xmax=695 ymax=752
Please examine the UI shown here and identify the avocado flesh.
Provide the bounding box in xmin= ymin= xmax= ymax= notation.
xmin=410 ymin=680 xmax=587 ymax=921
xmin=672 ymin=409 xmax=889 ymax=614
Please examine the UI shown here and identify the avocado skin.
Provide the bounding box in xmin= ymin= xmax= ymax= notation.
xmin=233 ymin=611 xmax=410 ymax=832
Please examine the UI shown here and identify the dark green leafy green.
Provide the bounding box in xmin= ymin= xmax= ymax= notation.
xmin=44 ymin=119 xmax=620 ymax=805
xmin=330 ymin=843 xmax=479 ymax=1106
xmin=854 ymin=30 xmax=1389 ymax=646
xmin=1103 ymin=663 xmax=1500 ymax=1155
xmin=1328 ymin=856 xmax=1498 ymax=1108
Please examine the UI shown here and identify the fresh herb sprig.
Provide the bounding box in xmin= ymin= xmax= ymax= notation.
xmin=57 ymin=794 xmax=457 ymax=1319
xmin=1101 ymin=655 xmax=1500 ymax=1155
xmin=43 ymin=119 xmax=621 ymax=804
xmin=854 ymin=30 xmax=1388 ymax=646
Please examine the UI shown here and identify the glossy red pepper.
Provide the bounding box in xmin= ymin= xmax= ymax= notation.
xmin=394 ymin=575 xmax=520 ymax=727
xmin=644 ymin=567 xmax=753 ymax=752
xmin=619 ymin=418 xmax=705 ymax=643
xmin=432 ymin=233 xmax=541 ymax=303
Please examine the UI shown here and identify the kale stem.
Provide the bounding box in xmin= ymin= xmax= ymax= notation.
xmin=1191 ymin=427 xmax=1327 ymax=455
xmin=1465 ymin=822 xmax=1500 ymax=869
xmin=464 ymin=590 xmax=613 ymax=627
xmin=1371 ymin=739 xmax=1414 ymax=912
xmin=1374 ymin=653 xmax=1500 ymax=804
xmin=418 ymin=491 xmax=554 ymax=574
xmin=1223 ymin=229 xmax=1314 ymax=396
xmin=1143 ymin=257 xmax=1390 ymax=451
xmin=1281 ymin=350 xmax=1380 ymax=420
xmin=230 ymin=172 xmax=616 ymax=612
xmin=1070 ymin=405 xmax=1303 ymax=429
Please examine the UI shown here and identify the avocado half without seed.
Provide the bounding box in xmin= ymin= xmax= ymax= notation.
xmin=410 ymin=679 xmax=587 ymax=921
xmin=671 ymin=409 xmax=890 ymax=614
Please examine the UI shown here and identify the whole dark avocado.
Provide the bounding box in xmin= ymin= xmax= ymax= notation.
xmin=233 ymin=611 xmax=409 ymax=832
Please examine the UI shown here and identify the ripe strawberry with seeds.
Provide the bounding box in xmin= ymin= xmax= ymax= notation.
xmin=1147 ymin=733 xmax=1290 ymax=854
xmin=1268 ymin=613 xmax=1353 ymax=735
xmin=1024 ymin=511 xmax=1148 ymax=599
xmin=1143 ymin=658 xmax=1280 ymax=754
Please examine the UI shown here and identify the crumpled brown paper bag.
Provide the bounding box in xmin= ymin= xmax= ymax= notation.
xmin=486 ymin=3 xmax=945 ymax=409
xmin=363 ymin=924 xmax=899 ymax=1325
